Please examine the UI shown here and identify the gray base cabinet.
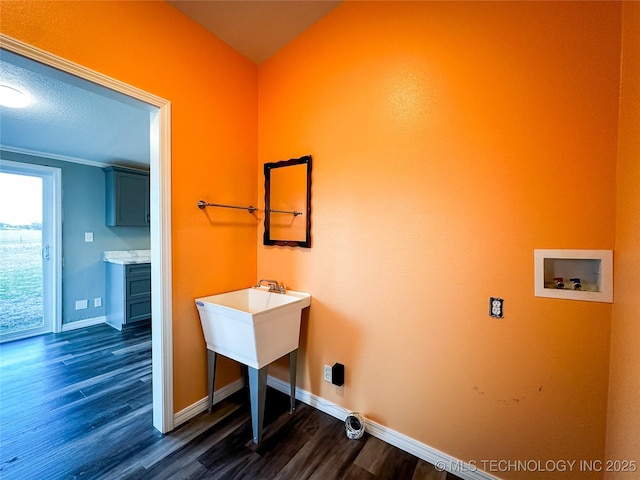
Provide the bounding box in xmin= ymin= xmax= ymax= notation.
xmin=106 ymin=262 xmax=151 ymax=330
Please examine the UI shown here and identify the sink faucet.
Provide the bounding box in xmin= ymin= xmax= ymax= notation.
xmin=255 ymin=279 xmax=286 ymax=294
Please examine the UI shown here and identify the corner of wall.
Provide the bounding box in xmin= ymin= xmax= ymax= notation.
xmin=605 ymin=1 xmax=640 ymax=475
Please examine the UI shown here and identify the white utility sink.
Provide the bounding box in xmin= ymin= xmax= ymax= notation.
xmin=195 ymin=288 xmax=311 ymax=369
xmin=195 ymin=287 xmax=311 ymax=444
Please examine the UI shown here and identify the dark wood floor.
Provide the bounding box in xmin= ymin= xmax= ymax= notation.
xmin=0 ymin=324 xmax=462 ymax=480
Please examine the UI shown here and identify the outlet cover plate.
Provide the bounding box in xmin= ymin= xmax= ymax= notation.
xmin=323 ymin=365 xmax=332 ymax=383
xmin=489 ymin=297 xmax=504 ymax=319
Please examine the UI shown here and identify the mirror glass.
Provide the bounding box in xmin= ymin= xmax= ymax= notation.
xmin=264 ymin=155 xmax=311 ymax=248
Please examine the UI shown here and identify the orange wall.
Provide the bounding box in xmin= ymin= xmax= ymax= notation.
xmin=258 ymin=2 xmax=621 ymax=478
xmin=0 ymin=1 xmax=258 ymax=411
xmin=606 ymin=2 xmax=640 ymax=476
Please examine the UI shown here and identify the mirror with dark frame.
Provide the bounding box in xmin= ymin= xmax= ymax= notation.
xmin=263 ymin=155 xmax=312 ymax=248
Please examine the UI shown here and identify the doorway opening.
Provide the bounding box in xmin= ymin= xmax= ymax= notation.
xmin=0 ymin=34 xmax=173 ymax=433
xmin=0 ymin=161 xmax=61 ymax=343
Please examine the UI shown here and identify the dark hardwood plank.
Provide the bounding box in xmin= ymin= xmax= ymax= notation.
xmin=412 ymin=460 xmax=447 ymax=480
xmin=354 ymin=435 xmax=395 ymax=474
xmin=305 ymin=423 xmax=367 ymax=480
xmin=271 ymin=409 xmax=345 ymax=480
xmin=135 ymin=408 xmax=249 ymax=480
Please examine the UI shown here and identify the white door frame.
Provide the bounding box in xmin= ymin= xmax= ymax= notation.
xmin=0 ymin=34 xmax=174 ymax=433
xmin=0 ymin=159 xmax=61 ymax=340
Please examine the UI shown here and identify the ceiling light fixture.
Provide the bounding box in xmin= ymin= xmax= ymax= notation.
xmin=0 ymin=84 xmax=33 ymax=108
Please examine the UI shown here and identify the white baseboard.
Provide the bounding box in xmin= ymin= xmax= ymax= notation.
xmin=173 ymin=378 xmax=244 ymax=427
xmin=266 ymin=376 xmax=501 ymax=480
xmin=61 ymin=316 xmax=106 ymax=332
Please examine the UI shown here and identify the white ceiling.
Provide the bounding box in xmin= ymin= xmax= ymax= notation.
xmin=0 ymin=2 xmax=340 ymax=169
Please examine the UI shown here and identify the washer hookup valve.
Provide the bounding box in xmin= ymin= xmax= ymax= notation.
xmin=554 ymin=277 xmax=565 ymax=289
xmin=570 ymin=278 xmax=582 ymax=290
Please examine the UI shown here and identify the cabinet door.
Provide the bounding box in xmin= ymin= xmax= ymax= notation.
xmin=115 ymin=172 xmax=149 ymax=226
xmin=126 ymin=276 xmax=151 ymax=300
xmin=105 ymin=167 xmax=150 ymax=226
xmin=126 ymin=297 xmax=152 ymax=323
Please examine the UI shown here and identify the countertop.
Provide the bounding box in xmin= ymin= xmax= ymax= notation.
xmin=103 ymin=250 xmax=151 ymax=265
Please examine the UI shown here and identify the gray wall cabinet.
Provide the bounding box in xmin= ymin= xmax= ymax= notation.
xmin=104 ymin=166 xmax=150 ymax=226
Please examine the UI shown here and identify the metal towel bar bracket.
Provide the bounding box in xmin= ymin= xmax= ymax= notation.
xmin=268 ymin=208 xmax=302 ymax=216
xmin=197 ymin=200 xmax=257 ymax=214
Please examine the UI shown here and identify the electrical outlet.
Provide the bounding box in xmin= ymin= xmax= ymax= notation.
xmin=94 ymin=297 xmax=102 ymax=308
xmin=489 ymin=297 xmax=504 ymax=319
xmin=84 ymin=232 xmax=94 ymax=242
xmin=323 ymin=365 xmax=332 ymax=383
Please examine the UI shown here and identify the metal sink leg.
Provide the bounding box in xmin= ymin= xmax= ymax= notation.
xmin=207 ymin=350 xmax=217 ymax=412
xmin=289 ymin=349 xmax=297 ymax=414
xmin=248 ymin=365 xmax=268 ymax=444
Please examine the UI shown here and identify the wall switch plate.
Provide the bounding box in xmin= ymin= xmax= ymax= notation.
xmin=323 ymin=365 xmax=332 ymax=383
xmin=75 ymin=299 xmax=88 ymax=310
xmin=84 ymin=232 xmax=94 ymax=242
xmin=94 ymin=297 xmax=102 ymax=308
xmin=490 ymin=297 xmax=504 ymax=319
